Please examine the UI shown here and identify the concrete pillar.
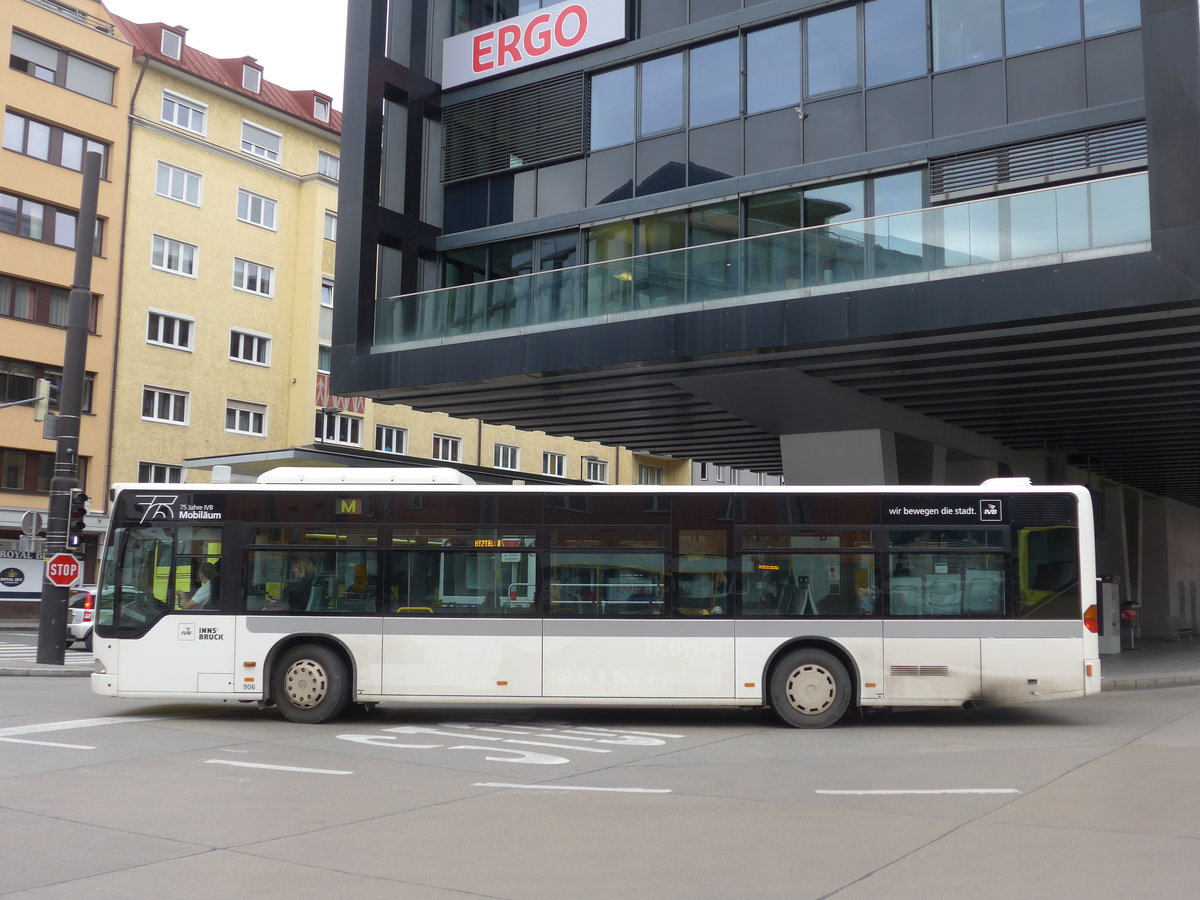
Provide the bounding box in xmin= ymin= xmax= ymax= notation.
xmin=780 ymin=429 xmax=898 ymax=484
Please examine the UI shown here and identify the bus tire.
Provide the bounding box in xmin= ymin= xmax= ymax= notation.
xmin=769 ymin=648 xmax=851 ymax=728
xmin=272 ymin=643 xmax=351 ymax=724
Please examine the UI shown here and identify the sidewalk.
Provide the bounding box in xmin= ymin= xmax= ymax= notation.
xmin=3 ymin=620 xmax=1200 ymax=687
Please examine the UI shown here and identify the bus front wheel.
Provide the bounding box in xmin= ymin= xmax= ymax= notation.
xmin=272 ymin=643 xmax=351 ymax=724
xmin=769 ymin=648 xmax=851 ymax=728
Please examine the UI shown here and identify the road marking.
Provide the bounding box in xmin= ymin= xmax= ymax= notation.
xmin=0 ymin=737 xmax=95 ymax=749
xmin=204 ymin=759 xmax=352 ymax=775
xmin=477 ymin=782 xmax=672 ymax=794
xmin=816 ymin=789 xmax=1021 ymax=795
xmin=0 ymin=716 xmax=161 ymax=738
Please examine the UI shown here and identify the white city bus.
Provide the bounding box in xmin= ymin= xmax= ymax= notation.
xmin=90 ymin=469 xmax=1100 ymax=726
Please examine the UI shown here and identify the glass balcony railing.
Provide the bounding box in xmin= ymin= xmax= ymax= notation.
xmin=374 ymin=172 xmax=1149 ymax=348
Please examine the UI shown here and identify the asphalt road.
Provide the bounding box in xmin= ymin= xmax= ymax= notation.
xmin=2 ymin=675 xmax=1198 ymax=898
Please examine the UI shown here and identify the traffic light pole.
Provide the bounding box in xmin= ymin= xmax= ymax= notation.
xmin=36 ymin=152 xmax=101 ymax=665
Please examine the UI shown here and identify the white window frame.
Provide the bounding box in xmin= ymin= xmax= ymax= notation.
xmin=161 ymin=90 xmax=207 ymax=135
xmin=146 ymin=309 xmax=194 ymax=351
xmin=151 ymin=235 xmax=198 ymax=277
xmin=236 ymin=188 xmax=277 ymax=230
xmin=240 ymin=120 xmax=281 ymax=163
xmin=318 ymin=150 xmax=340 ymax=180
xmin=585 ymin=458 xmax=609 ymax=483
xmin=225 ymin=399 xmax=267 ymax=437
xmin=494 ymin=443 xmax=520 ymax=471
xmin=319 ymin=278 xmax=334 ymax=342
xmin=318 ymin=410 xmax=362 ymax=447
xmin=324 ymin=210 xmax=337 ymax=241
xmin=314 ymin=97 xmax=331 ymax=122
xmin=433 ymin=434 xmax=462 ymax=463
xmin=242 ymin=65 xmax=262 ymax=93
xmin=229 ymin=328 xmax=271 ymax=366
xmin=543 ymin=451 xmax=565 ymax=478
xmin=138 ymin=461 xmax=182 ymax=483
xmin=375 ymin=424 xmax=407 ymax=455
xmin=317 ymin=343 xmax=332 ymax=374
xmin=232 ymin=258 xmax=274 ymax=297
xmin=639 ymin=464 xmax=666 ymax=485
xmin=160 ymin=29 xmax=182 ymax=60
xmin=141 ymin=386 xmax=188 ymax=425
xmin=155 ymin=161 xmax=202 ymax=206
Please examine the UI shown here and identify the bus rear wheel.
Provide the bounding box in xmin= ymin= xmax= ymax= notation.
xmin=769 ymin=648 xmax=851 ymax=728
xmin=272 ymin=643 xmax=351 ymax=724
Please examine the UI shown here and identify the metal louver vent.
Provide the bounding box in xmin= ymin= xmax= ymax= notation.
xmin=1012 ymin=496 xmax=1077 ymax=525
xmin=929 ymin=121 xmax=1146 ymax=198
xmin=442 ymin=73 xmax=586 ymax=183
xmin=889 ymin=666 xmax=950 ymax=677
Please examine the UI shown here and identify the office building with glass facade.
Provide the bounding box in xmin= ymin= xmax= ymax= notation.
xmin=333 ymin=1 xmax=1200 ymax=637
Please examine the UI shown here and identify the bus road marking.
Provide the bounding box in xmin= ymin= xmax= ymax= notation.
xmin=0 ymin=716 xmax=163 ymax=738
xmin=204 ymin=759 xmax=353 ymax=775
xmin=477 ymin=782 xmax=672 ymax=794
xmin=816 ymin=789 xmax=1021 ymax=796
xmin=0 ymin=737 xmax=95 ymax=749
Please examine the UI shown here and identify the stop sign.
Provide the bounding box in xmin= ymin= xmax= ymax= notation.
xmin=46 ymin=553 xmax=82 ymax=588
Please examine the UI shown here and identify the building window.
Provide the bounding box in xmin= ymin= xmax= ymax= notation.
xmin=241 ymin=121 xmax=281 ymax=162
xmin=161 ymin=90 xmax=207 ymax=134
xmin=639 ymin=465 xmax=666 ymax=485
xmin=746 ymin=21 xmax=801 ymax=115
xmin=236 ymin=189 xmax=277 ymax=229
xmin=318 ymin=150 xmax=340 ymax=180
xmin=138 ymin=461 xmax=182 ymax=483
xmin=324 ymin=210 xmax=337 ymax=241
xmin=233 ymin=258 xmax=274 ymax=297
xmin=146 ymin=310 xmax=193 ymax=350
xmin=1 ymin=275 xmax=97 ymax=330
xmin=590 ymin=66 xmax=635 ymax=150
xmin=0 ymin=359 xmax=93 ymax=414
xmin=2 ymin=448 xmax=57 ymax=493
xmin=317 ymin=343 xmax=331 ymax=373
xmin=9 ymin=32 xmax=115 ymax=103
xmin=639 ymin=53 xmax=684 ymax=137
xmin=432 ymin=434 xmax=462 ymax=463
xmin=933 ymin=0 xmax=1003 ymax=71
xmin=806 ymin=4 xmax=860 ymax=97
xmin=1085 ymin=0 xmax=1140 ymax=37
xmin=1005 ymin=0 xmax=1081 ymax=56
xmin=543 ymin=451 xmax=565 ymax=478
xmin=155 ymin=162 xmax=202 ymax=206
xmin=319 ymin=278 xmax=334 ymax=341
xmin=314 ymin=97 xmax=330 ymax=122
xmin=226 ymin=399 xmax=267 ymax=436
xmin=229 ymin=329 xmax=271 ymax=366
xmin=151 ymin=235 xmax=198 ymax=277
xmin=1 ymin=190 xmax=102 ymax=253
xmin=376 ymin=425 xmax=407 ymax=454
xmin=160 ymin=29 xmax=182 ymax=59
xmin=242 ymin=64 xmax=262 ymax=93
xmin=3 ymin=112 xmax=109 ymax=176
xmin=865 ymin=0 xmax=929 ymax=87
xmin=317 ymin=410 xmax=362 ymax=446
xmin=142 ymin=386 xmax=188 ymax=425
xmin=584 ymin=458 xmax=608 ymax=483
xmin=689 ymin=39 xmax=740 ymax=128
xmin=494 ymin=443 xmax=519 ymax=470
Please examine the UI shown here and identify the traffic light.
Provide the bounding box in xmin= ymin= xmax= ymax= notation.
xmin=68 ymin=489 xmax=89 ymax=548
xmin=32 ymin=378 xmax=51 ymax=422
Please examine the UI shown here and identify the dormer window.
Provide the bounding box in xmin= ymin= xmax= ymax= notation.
xmin=242 ymin=64 xmax=261 ymax=92
xmin=314 ymin=97 xmax=330 ymax=122
xmin=161 ymin=29 xmax=182 ymax=60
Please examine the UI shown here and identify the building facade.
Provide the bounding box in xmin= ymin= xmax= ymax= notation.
xmin=1 ymin=0 xmax=128 ymax=586
xmin=334 ymin=0 xmax=1200 ymax=638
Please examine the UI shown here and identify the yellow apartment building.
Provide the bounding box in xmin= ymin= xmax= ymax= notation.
xmin=1 ymin=0 xmax=129 ymax=587
xmin=108 ymin=14 xmax=689 ymax=493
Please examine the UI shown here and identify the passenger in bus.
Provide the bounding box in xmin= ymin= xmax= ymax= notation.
xmin=269 ymin=557 xmax=316 ymax=611
xmin=177 ymin=561 xmax=218 ymax=610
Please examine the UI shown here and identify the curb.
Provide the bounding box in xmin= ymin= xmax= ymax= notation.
xmin=0 ymin=666 xmax=90 ymax=677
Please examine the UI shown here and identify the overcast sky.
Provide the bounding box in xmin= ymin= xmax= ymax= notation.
xmin=107 ymin=0 xmax=348 ymax=108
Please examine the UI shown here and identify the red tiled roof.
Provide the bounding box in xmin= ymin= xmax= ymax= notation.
xmin=108 ymin=13 xmax=342 ymax=135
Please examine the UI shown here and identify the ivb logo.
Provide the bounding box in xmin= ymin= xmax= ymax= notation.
xmin=979 ymin=499 xmax=1003 ymax=522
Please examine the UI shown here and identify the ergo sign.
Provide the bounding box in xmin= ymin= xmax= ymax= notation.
xmin=442 ymin=0 xmax=627 ymax=89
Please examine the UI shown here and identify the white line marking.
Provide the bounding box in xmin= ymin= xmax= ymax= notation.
xmin=477 ymin=782 xmax=672 ymax=794
xmin=204 ymin=759 xmax=352 ymax=775
xmin=816 ymin=789 xmax=1021 ymax=795
xmin=0 ymin=737 xmax=95 ymax=749
xmin=0 ymin=716 xmax=162 ymax=738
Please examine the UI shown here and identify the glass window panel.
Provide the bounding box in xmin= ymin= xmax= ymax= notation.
xmin=747 ymin=22 xmax=801 ymax=114
xmin=865 ymin=0 xmax=928 ymax=87
xmin=688 ymin=201 xmax=741 ymax=301
xmin=640 ymin=54 xmax=684 ymax=135
xmin=804 ymin=181 xmax=866 ymax=286
xmin=889 ymin=552 xmax=1007 ymax=616
xmin=933 ymin=0 xmax=1003 ymax=71
xmin=807 ymin=5 xmax=859 ymax=96
xmin=1089 ymin=173 xmax=1149 ymax=247
xmin=1054 ymin=183 xmax=1090 ymax=252
xmin=590 ymin=66 xmax=635 ymax=150
xmin=1008 ymin=189 xmax=1060 ymax=258
xmin=1004 ymin=0 xmax=1081 ymax=55
xmin=689 ymin=39 xmax=740 ymax=127
xmin=741 ymin=552 xmax=877 ymax=617
xmin=745 ymin=189 xmax=804 ymax=293
xmin=53 ymin=210 xmax=75 ymax=248
xmin=26 ymin=119 xmax=51 ymax=160
xmin=12 ymin=33 xmax=60 ymax=72
xmin=548 ymin=552 xmax=666 ymax=617
xmin=1084 ymin=0 xmax=1139 ymax=37
xmin=22 ymin=200 xmax=45 ymax=240
xmin=871 ymin=171 xmax=927 ymax=276
xmin=60 ymin=132 xmax=83 ymax=170
xmin=585 ymin=220 xmax=634 ymax=315
xmin=872 ymin=170 xmax=923 ymax=216
xmin=3 ymin=113 xmax=23 ymax=153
